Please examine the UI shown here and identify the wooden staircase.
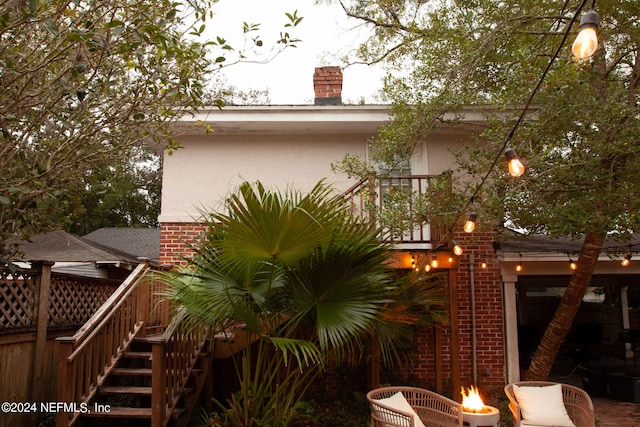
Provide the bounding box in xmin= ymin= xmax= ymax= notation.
xmin=77 ymin=335 xmax=212 ymax=426
xmin=56 ymin=263 xmax=213 ymax=427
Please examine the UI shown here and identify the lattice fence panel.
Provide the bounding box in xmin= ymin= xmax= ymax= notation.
xmin=48 ymin=276 xmax=119 ymax=326
xmin=0 ymin=269 xmax=36 ymax=328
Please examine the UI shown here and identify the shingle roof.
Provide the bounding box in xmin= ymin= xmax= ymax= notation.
xmin=12 ymin=230 xmax=135 ymax=262
xmin=495 ymin=233 xmax=640 ymax=254
xmin=82 ymin=227 xmax=160 ymax=261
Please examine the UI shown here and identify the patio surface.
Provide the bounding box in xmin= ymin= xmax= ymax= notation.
xmin=548 ymin=360 xmax=640 ymax=426
xmin=593 ymin=397 xmax=640 ymax=427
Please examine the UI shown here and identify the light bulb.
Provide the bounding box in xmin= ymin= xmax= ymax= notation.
xmin=464 ymin=212 xmax=477 ymax=233
xmin=505 ymin=148 xmax=525 ymax=177
xmin=431 ymin=254 xmax=439 ymax=268
xmin=516 ymin=262 xmax=523 ymax=272
xmin=622 ymin=254 xmax=631 ymax=267
xmin=572 ymin=10 xmax=599 ymax=60
xmin=453 ymin=240 xmax=463 ymax=256
xmin=481 ymin=262 xmax=487 ymax=269
xmin=569 ymin=261 xmax=577 ymax=271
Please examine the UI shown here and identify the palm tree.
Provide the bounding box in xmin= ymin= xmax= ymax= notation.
xmin=160 ymin=180 xmax=447 ymax=426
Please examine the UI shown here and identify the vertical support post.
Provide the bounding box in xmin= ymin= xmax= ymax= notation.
xmin=30 ymin=260 xmax=54 ymax=405
xmin=56 ymin=339 xmax=74 ymax=427
xmin=435 ymin=328 xmax=443 ymax=393
xmin=152 ymin=341 xmax=166 ymax=427
xmin=369 ymin=333 xmax=381 ymax=390
xmin=136 ymin=266 xmax=150 ymax=337
xmin=367 ymin=173 xmax=377 ymax=228
xmin=502 ymin=272 xmax=521 ymax=382
xmin=449 ymin=268 xmax=461 ymax=401
xmin=621 ymin=286 xmax=633 ymax=359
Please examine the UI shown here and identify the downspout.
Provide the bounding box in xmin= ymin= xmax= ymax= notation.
xmin=470 ymin=251 xmax=478 ymax=384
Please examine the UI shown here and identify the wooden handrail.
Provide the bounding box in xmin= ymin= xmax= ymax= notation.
xmin=148 ymin=311 xmax=209 ymax=427
xmin=56 ymin=262 xmax=153 ymax=427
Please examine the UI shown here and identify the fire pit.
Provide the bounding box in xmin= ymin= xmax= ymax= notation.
xmin=461 ymin=386 xmax=500 ymax=427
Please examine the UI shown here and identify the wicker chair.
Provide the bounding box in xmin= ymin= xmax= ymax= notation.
xmin=367 ymin=386 xmax=463 ymax=427
xmin=504 ymin=381 xmax=596 ymax=427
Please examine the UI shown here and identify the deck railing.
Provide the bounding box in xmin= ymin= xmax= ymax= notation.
xmin=340 ymin=174 xmax=450 ymax=244
xmin=148 ymin=312 xmax=209 ymax=427
xmin=55 ymin=262 xmax=209 ymax=427
xmin=56 ymin=262 xmax=154 ymax=426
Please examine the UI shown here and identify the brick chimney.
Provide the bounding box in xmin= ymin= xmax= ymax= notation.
xmin=313 ymin=66 xmax=343 ymax=105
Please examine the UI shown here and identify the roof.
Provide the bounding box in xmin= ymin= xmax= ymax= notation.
xmin=496 ymin=234 xmax=640 ymax=254
xmin=170 ymin=105 xmax=504 ymax=136
xmin=83 ymin=227 xmax=160 ymax=262
xmin=12 ymin=230 xmax=136 ymax=263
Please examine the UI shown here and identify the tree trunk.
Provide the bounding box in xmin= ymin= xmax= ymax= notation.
xmin=526 ymin=230 xmax=606 ymax=380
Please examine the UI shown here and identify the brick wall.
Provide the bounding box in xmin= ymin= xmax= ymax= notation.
xmin=159 ymin=222 xmax=206 ymax=265
xmin=389 ymin=230 xmax=506 ymax=396
xmin=160 ymin=222 xmax=506 ymax=396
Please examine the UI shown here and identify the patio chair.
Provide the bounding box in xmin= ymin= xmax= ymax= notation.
xmin=504 ymin=381 xmax=595 ymax=427
xmin=367 ymin=386 xmax=463 ymax=427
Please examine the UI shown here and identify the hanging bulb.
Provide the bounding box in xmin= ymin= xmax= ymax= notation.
xmin=569 ymin=260 xmax=578 ymax=271
xmin=572 ymin=9 xmax=599 ymax=60
xmin=481 ymin=262 xmax=487 ymax=269
xmin=452 ymin=240 xmax=463 ymax=256
xmin=505 ymin=147 xmax=525 ymax=177
xmin=425 ymin=264 xmax=431 ymax=272
xmin=516 ymin=262 xmax=523 ymax=272
xmin=431 ymin=253 xmax=439 ymax=268
xmin=621 ymin=253 xmax=632 ymax=267
xmin=464 ymin=212 xmax=477 ymax=233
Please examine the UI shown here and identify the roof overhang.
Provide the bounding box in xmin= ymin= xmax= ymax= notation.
xmin=169 ymin=105 xmax=505 ymax=136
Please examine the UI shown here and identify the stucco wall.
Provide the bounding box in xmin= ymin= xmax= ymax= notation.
xmin=160 ymin=133 xmax=369 ymax=223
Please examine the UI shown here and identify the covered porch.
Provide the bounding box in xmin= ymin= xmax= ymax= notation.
xmin=497 ymin=234 xmax=640 ymax=402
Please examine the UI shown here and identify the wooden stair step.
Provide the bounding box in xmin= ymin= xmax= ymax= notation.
xmin=83 ymin=406 xmax=151 ymax=418
xmin=122 ymin=351 xmax=152 ymax=359
xmin=111 ymin=367 xmax=152 ymax=376
xmin=133 ymin=334 xmax=163 ymax=343
xmin=98 ymin=386 xmax=152 ymax=395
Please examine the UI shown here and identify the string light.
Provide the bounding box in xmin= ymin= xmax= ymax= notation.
xmin=481 ymin=262 xmax=487 ymax=269
xmin=516 ymin=254 xmax=523 ymax=272
xmin=572 ymin=9 xmax=599 ymax=59
xmin=452 ymin=240 xmax=463 ymax=256
xmin=505 ymin=147 xmax=525 ymax=177
xmin=621 ymin=253 xmax=632 ymax=267
xmin=431 ymin=253 xmax=439 ymax=268
xmin=464 ymin=212 xmax=477 ymax=233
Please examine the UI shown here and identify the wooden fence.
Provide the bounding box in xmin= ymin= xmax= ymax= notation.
xmin=0 ymin=262 xmax=121 ymax=427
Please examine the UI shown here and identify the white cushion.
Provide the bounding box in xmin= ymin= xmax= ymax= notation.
xmin=513 ymin=384 xmax=576 ymax=427
xmin=374 ymin=391 xmax=426 ymax=427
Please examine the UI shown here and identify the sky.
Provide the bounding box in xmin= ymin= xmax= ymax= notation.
xmin=207 ymin=0 xmax=386 ymax=104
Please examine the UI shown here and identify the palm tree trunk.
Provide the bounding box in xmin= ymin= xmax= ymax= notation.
xmin=526 ymin=230 xmax=605 ymax=380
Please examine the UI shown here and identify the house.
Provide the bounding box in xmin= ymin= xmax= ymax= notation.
xmin=159 ymin=66 xmax=640 ymax=398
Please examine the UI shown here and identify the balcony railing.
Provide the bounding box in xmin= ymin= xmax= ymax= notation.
xmin=340 ymin=174 xmax=450 ymax=245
